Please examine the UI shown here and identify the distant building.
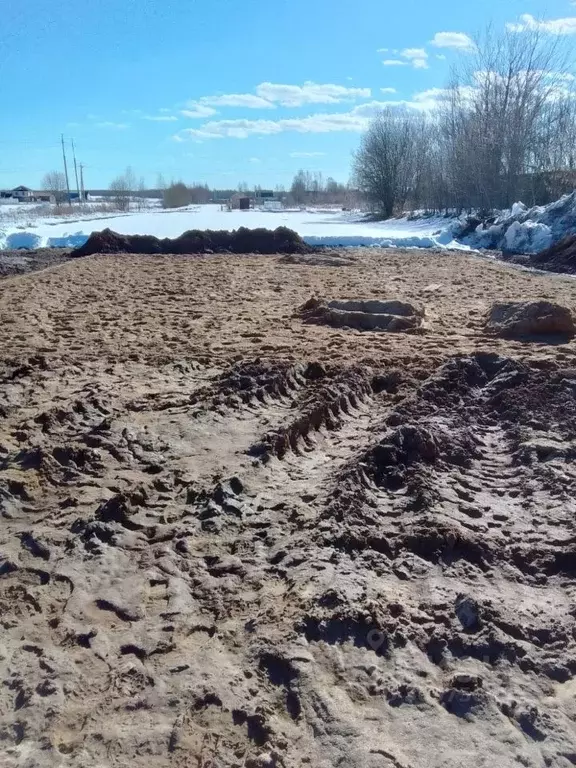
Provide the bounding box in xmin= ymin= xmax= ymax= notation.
xmin=229 ymin=193 xmax=251 ymax=210
xmin=33 ymin=191 xmax=56 ymax=203
xmin=11 ymin=185 xmax=35 ymax=201
xmin=0 ymin=186 xmax=55 ymax=203
xmin=261 ymin=199 xmax=283 ymax=211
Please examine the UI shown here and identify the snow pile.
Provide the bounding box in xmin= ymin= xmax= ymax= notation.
xmin=1 ymin=194 xmax=575 ymax=255
xmin=0 ymin=206 xmax=469 ymax=252
xmin=457 ymin=191 xmax=576 ymax=254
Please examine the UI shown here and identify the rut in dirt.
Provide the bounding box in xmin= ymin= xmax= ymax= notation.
xmin=2 ymin=352 xmax=576 ymax=766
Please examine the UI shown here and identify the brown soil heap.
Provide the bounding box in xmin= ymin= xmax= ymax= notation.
xmin=485 ymin=300 xmax=575 ymax=339
xmin=2 ymin=248 xmax=576 ymax=767
xmin=530 ymin=234 xmax=576 ymax=274
xmin=298 ymin=296 xmax=424 ymax=331
xmin=72 ymin=226 xmax=312 ymax=257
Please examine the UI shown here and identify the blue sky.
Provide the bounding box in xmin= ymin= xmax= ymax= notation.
xmin=1 ymin=0 xmax=574 ymax=190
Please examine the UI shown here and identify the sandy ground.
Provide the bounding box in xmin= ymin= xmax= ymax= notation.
xmin=1 ymin=250 xmax=576 ymax=767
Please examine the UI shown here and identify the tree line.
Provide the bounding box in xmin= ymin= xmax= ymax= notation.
xmin=354 ymin=28 xmax=576 ymax=218
xmin=40 ymin=167 xmax=353 ymax=211
xmin=289 ymin=171 xmax=352 ymax=206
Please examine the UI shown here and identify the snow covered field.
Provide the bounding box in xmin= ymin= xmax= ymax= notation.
xmin=1 ymin=192 xmax=575 ymax=253
xmin=0 ymin=205 xmax=466 ymax=251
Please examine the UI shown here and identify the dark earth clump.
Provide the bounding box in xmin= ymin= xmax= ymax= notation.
xmin=0 ymin=248 xmax=72 ymax=278
xmin=485 ymin=300 xmax=576 ymax=340
xmin=529 ymin=234 xmax=576 ymax=274
xmin=71 ymin=226 xmax=312 ymax=257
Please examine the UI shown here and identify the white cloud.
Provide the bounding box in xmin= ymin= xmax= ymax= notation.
xmin=430 ymin=32 xmax=476 ymax=51
xmin=436 ymin=54 xmax=447 ymax=61
xmin=144 ymin=115 xmax=178 ymax=122
xmin=380 ymin=87 xmax=397 ymax=94
xmin=201 ymin=93 xmax=274 ymax=108
xmin=182 ymin=82 xmax=371 ymax=114
xmin=412 ymin=86 xmax=476 ymax=108
xmin=382 ymin=59 xmax=408 ymax=67
xmin=255 ymin=81 xmax=370 ymax=106
xmin=176 ymin=85 xmax=490 ymax=143
xmin=181 ymin=104 xmax=218 ymax=119
xmin=400 ymin=48 xmax=429 ymax=69
xmin=290 ymin=151 xmax=326 ymax=157
xmin=176 ymin=110 xmax=372 ymax=141
xmin=96 ymin=121 xmax=129 ymax=129
xmin=506 ymin=14 xmax=576 ymax=35
xmin=249 ymin=157 xmax=261 ymax=163
xmin=177 ymin=98 xmax=446 ymax=142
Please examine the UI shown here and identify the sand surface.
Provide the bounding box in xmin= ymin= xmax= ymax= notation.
xmin=1 ymin=250 xmax=576 ymax=767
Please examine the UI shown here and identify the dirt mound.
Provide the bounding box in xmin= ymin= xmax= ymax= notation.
xmin=485 ymin=300 xmax=575 ymax=339
xmin=298 ymin=296 xmax=424 ymax=332
xmin=530 ymin=233 xmax=576 ymax=274
xmin=72 ymin=226 xmax=312 ymax=257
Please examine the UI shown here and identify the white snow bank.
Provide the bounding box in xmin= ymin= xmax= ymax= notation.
xmin=0 ymin=206 xmax=469 ymax=252
xmin=2 ymin=193 xmax=574 ymax=255
xmin=458 ymin=191 xmax=576 ymax=253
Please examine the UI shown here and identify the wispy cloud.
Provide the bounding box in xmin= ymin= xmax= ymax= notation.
xmin=181 ymin=104 xmax=218 ymax=119
xmin=249 ymin=157 xmax=261 ymax=163
xmin=181 ymin=82 xmax=371 ymax=117
xmin=382 ymin=59 xmax=408 ymax=67
xmin=175 ymin=86 xmax=485 ymax=142
xmin=290 ymin=151 xmax=326 ymax=157
xmin=202 ymin=93 xmax=274 ymax=108
xmin=430 ymin=31 xmax=476 ymax=51
xmin=176 ymin=110 xmax=372 ymax=141
xmin=380 ymin=87 xmax=397 ymax=94
xmin=96 ymin=121 xmax=129 ymax=129
xmin=506 ymin=14 xmax=576 ymax=35
xmin=255 ymin=81 xmax=370 ymax=106
xmin=143 ymin=115 xmax=178 ymax=122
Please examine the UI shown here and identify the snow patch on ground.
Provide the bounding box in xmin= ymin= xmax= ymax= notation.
xmin=0 ymin=206 xmax=469 ymax=252
xmin=1 ymin=193 xmax=575 ymax=254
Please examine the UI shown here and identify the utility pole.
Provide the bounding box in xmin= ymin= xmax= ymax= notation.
xmin=61 ymin=134 xmax=72 ymax=206
xmin=79 ymin=164 xmax=85 ymax=202
xmin=71 ymin=139 xmax=81 ymax=203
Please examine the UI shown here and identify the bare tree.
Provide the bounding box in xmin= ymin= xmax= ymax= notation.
xmin=108 ymin=166 xmax=139 ymax=211
xmin=136 ymin=176 xmax=147 ymax=210
xmin=353 ymin=109 xmax=422 ymax=218
xmin=290 ymin=170 xmax=307 ymax=205
xmin=41 ymin=171 xmax=67 ymax=206
xmin=109 ymin=173 xmax=130 ymax=212
xmin=353 ymin=26 xmax=576 ymax=217
xmin=441 ymin=27 xmax=574 ymax=211
xmin=156 ymin=173 xmax=167 ymax=193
